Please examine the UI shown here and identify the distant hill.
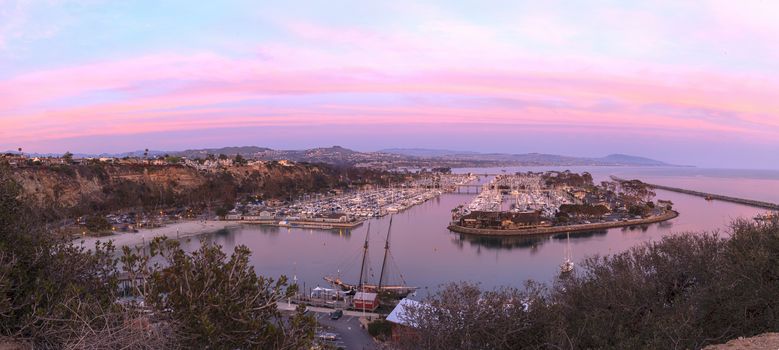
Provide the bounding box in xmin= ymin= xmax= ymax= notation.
xmin=378 ymin=148 xmax=673 ymax=166
xmin=4 ymin=146 xmax=676 ymax=168
xmin=175 ymin=146 xmax=272 ymax=159
xmin=380 ymin=148 xmax=481 ymax=157
xmin=593 ymin=154 xmax=669 ymax=166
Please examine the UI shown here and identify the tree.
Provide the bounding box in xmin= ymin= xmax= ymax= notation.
xmin=0 ymin=170 xmax=164 ymax=348
xmin=123 ymin=238 xmax=315 ymax=349
xmin=85 ymin=215 xmax=112 ymax=232
xmin=619 ymin=179 xmax=656 ymax=205
xmin=234 ymin=154 xmax=247 ymax=166
xmin=62 ymin=151 xmax=73 ymax=163
xmin=401 ymin=221 xmax=779 ymax=350
xmin=400 ymin=282 xmax=551 ymax=350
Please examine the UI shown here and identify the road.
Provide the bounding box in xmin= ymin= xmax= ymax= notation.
xmin=314 ymin=312 xmax=378 ymax=350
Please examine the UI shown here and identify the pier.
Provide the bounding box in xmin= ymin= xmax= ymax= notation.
xmin=611 ymin=176 xmax=779 ymax=210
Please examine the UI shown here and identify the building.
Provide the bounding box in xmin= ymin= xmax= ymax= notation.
xmin=353 ymin=292 xmax=379 ymax=311
xmin=386 ymin=298 xmax=422 ymax=342
xmin=312 ymin=212 xmax=351 ymax=223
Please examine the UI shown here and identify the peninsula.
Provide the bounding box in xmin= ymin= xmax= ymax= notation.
xmin=448 ymin=171 xmax=677 ymax=236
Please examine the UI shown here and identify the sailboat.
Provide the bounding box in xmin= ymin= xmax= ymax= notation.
xmin=560 ymin=232 xmax=574 ymax=274
xmin=324 ymin=217 xmax=418 ymax=298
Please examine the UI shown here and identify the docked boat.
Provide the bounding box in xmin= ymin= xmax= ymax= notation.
xmin=324 ymin=217 xmax=418 ymax=298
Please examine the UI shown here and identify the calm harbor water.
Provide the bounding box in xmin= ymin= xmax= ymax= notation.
xmin=179 ymin=166 xmax=779 ymax=294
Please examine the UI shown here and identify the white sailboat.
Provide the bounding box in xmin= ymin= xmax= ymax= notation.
xmin=560 ymin=232 xmax=574 ymax=274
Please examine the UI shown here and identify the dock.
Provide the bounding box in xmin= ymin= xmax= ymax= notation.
xmin=233 ymin=219 xmax=364 ymax=229
xmin=611 ymin=176 xmax=779 ymax=210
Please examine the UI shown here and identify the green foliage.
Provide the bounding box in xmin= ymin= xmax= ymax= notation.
xmin=84 ymin=215 xmax=111 ymax=232
xmin=367 ymin=319 xmax=393 ymax=340
xmin=628 ymin=204 xmax=650 ymax=217
xmin=0 ymin=171 xmax=135 ymax=348
xmin=402 ymin=220 xmax=779 ymax=350
xmin=559 ymin=203 xmax=610 ymax=218
xmin=122 ymin=238 xmax=315 ymax=349
xmin=1 ymin=171 xmax=315 ymax=348
xmin=619 ymin=179 xmax=657 ymax=204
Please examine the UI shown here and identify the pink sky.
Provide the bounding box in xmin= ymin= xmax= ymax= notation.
xmin=1 ymin=0 xmax=778 ymax=168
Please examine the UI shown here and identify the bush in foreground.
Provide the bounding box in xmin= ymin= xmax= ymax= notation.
xmin=0 ymin=171 xmax=315 ymax=349
xmin=400 ymin=219 xmax=779 ymax=350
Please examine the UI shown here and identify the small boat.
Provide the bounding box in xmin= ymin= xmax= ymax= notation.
xmin=704 ymin=195 xmax=714 ymax=201
xmin=560 ymin=259 xmax=574 ymax=274
xmin=560 ymin=232 xmax=574 ymax=274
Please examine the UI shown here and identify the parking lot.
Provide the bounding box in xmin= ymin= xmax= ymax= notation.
xmin=314 ymin=312 xmax=378 ymax=350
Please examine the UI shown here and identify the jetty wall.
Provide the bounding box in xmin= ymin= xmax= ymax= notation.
xmin=611 ymin=176 xmax=779 ymax=210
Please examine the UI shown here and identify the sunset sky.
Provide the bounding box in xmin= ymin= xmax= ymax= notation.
xmin=1 ymin=0 xmax=778 ymax=168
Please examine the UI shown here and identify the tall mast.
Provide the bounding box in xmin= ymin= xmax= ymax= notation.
xmin=357 ymin=223 xmax=371 ymax=292
xmin=378 ymin=216 xmax=393 ymax=289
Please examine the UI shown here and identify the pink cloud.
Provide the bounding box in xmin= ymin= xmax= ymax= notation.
xmin=2 ymin=37 xmax=778 ymax=149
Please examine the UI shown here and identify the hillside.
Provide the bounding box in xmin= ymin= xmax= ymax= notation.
xmin=3 ymin=162 xmax=402 ymax=221
xmin=7 ymin=146 xmax=677 ymax=168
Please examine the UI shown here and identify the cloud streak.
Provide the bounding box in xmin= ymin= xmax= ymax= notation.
xmin=0 ymin=0 xmax=777 ymax=167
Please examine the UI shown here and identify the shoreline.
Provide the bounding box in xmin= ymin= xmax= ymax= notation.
xmin=448 ymin=210 xmax=679 ymax=237
xmin=73 ymin=220 xmax=240 ymax=248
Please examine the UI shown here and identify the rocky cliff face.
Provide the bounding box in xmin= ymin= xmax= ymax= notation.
xmin=4 ymin=161 xmax=355 ymax=220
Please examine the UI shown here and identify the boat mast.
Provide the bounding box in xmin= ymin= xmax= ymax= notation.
xmin=357 ymin=223 xmax=371 ymax=292
xmin=378 ymin=216 xmax=393 ymax=289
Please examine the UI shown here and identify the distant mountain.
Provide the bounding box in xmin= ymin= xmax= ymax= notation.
xmin=378 ymin=148 xmax=673 ymax=166
xmin=175 ymin=146 xmax=272 ymax=159
xmin=593 ymin=154 xmax=669 ymax=166
xmin=171 ymin=145 xmax=401 ymax=165
xmin=2 ymin=150 xmax=168 ymax=159
xmin=5 ymin=146 xmax=676 ymax=168
xmin=380 ymin=148 xmax=481 ymax=157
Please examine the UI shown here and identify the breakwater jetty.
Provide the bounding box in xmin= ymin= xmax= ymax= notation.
xmin=611 ymin=176 xmax=779 ymax=210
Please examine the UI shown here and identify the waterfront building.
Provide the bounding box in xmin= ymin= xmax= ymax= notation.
xmin=353 ymin=292 xmax=379 ymax=311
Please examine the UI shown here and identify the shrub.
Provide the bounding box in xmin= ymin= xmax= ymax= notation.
xmin=367 ymin=319 xmax=393 ymax=340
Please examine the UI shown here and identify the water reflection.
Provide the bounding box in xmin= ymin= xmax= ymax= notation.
xmin=453 ymin=232 xmax=548 ymax=250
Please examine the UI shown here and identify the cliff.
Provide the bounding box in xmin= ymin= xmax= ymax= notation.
xmin=3 ymin=161 xmax=400 ymax=221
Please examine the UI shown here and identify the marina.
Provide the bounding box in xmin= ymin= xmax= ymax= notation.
xmin=449 ymin=171 xmax=678 ymax=236
xmin=224 ymin=173 xmax=477 ymax=227
xmin=178 ymin=166 xmax=778 ymax=293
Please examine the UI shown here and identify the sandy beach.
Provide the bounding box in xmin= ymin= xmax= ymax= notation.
xmin=73 ymin=220 xmax=240 ymax=248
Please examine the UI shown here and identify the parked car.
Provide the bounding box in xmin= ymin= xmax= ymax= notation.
xmin=317 ymin=332 xmax=337 ymax=341
xmin=330 ymin=309 xmax=343 ymax=320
